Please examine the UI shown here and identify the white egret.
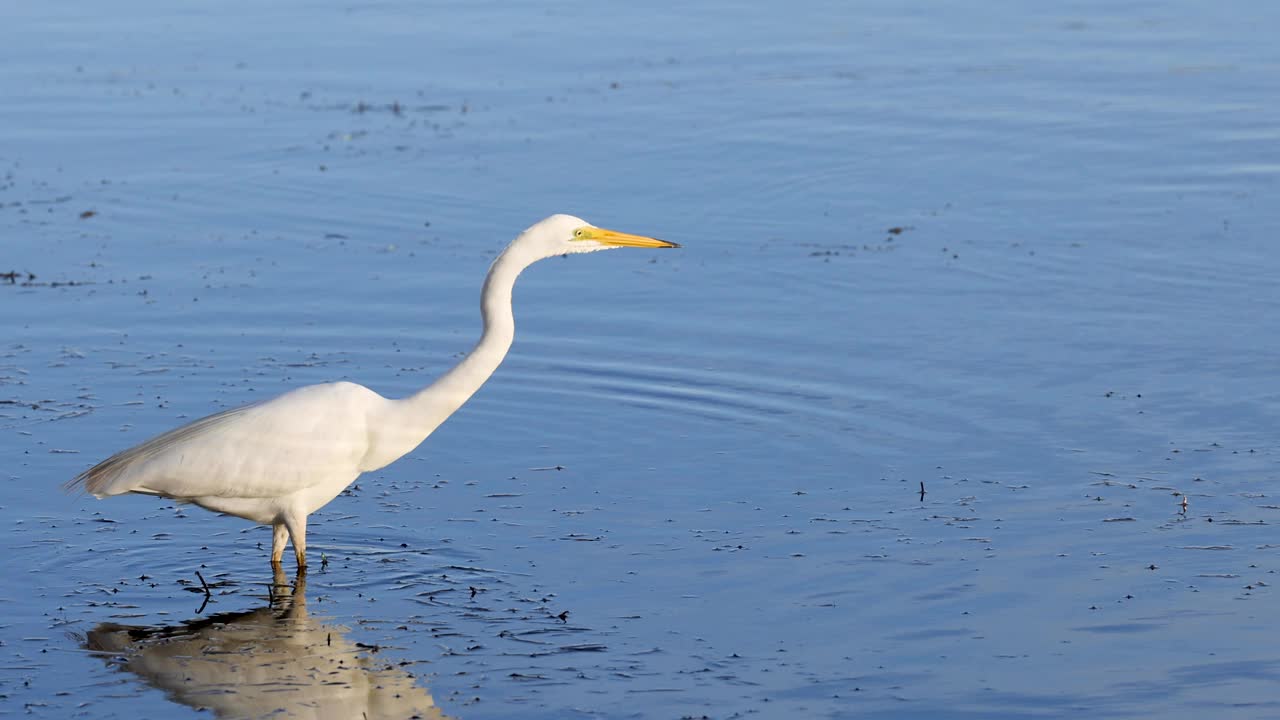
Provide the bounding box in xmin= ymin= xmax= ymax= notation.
xmin=67 ymin=214 xmax=678 ymax=569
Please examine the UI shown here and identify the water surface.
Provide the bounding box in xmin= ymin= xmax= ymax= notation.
xmin=3 ymin=1 xmax=1279 ymax=718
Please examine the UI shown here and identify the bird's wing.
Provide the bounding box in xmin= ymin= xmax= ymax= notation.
xmin=65 ymin=403 xmax=260 ymax=496
xmin=67 ymin=382 xmax=382 ymax=500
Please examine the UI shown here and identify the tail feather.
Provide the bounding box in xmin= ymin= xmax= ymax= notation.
xmin=64 ymin=451 xmax=135 ymax=497
xmin=64 ymin=402 xmax=257 ymax=498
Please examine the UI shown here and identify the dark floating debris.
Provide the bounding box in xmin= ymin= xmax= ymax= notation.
xmin=1 ymin=271 xmax=36 ymax=284
xmin=0 ymin=270 xmax=93 ymax=288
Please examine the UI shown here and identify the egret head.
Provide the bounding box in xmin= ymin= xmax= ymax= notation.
xmin=516 ymin=213 xmax=679 ymax=259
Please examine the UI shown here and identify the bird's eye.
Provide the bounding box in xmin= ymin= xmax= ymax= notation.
xmin=573 ymin=228 xmax=585 ymax=239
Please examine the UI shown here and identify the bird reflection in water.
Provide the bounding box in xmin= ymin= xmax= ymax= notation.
xmin=79 ymin=570 xmax=450 ymax=719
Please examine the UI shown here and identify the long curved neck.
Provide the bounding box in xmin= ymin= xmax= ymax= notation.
xmin=360 ymin=244 xmax=536 ymax=472
xmin=408 ymin=246 xmax=528 ymax=421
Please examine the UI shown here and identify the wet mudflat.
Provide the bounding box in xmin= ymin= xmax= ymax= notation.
xmin=3 ymin=1 xmax=1280 ymax=718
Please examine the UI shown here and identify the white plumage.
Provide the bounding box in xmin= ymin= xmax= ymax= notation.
xmin=68 ymin=214 xmax=678 ymax=568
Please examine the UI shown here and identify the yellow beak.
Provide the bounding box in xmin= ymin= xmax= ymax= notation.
xmin=582 ymin=227 xmax=680 ymax=249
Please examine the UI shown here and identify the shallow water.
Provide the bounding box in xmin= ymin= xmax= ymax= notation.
xmin=3 ymin=1 xmax=1280 ymax=718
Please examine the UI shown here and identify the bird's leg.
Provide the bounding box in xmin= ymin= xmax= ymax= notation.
xmin=282 ymin=512 xmax=308 ymax=570
xmin=271 ymin=522 xmax=288 ymax=566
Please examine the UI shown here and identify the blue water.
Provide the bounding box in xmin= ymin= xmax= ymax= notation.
xmin=3 ymin=1 xmax=1279 ymax=718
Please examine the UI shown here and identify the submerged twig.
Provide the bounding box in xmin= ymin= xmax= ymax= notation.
xmin=194 ymin=570 xmax=212 ymax=613
xmin=195 ymin=570 xmax=211 ymax=596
